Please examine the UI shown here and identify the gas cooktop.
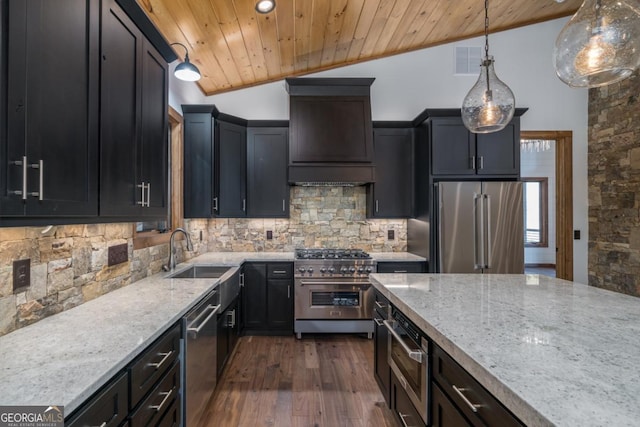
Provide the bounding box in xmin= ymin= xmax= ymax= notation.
xmin=294 ymin=248 xmax=371 ymax=260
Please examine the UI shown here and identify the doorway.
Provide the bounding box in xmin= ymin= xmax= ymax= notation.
xmin=521 ymin=131 xmax=573 ymax=281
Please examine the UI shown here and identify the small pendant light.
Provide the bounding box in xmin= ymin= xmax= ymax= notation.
xmin=171 ymin=42 xmax=201 ymax=82
xmin=461 ymin=0 xmax=515 ymax=134
xmin=553 ymin=0 xmax=640 ymax=88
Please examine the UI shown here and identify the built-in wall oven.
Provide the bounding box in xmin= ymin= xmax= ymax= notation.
xmin=385 ymin=306 xmax=429 ymax=425
xmin=294 ymin=249 xmax=376 ymax=339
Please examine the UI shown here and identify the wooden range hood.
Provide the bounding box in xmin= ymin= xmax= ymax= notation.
xmin=286 ymin=78 xmax=376 ymax=186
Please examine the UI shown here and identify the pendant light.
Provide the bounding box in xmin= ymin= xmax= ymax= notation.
xmin=461 ymin=0 xmax=515 ymax=134
xmin=171 ymin=42 xmax=201 ymax=82
xmin=554 ymin=0 xmax=640 ymax=88
xmin=255 ymin=0 xmax=276 ymax=14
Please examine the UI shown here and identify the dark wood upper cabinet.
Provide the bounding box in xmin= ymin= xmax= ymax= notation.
xmin=425 ymin=109 xmax=526 ymax=178
xmin=183 ymin=111 xmax=215 ymax=218
xmin=0 ymin=0 xmax=99 ymax=219
xmin=99 ymin=0 xmax=168 ymax=218
xmin=367 ymin=126 xmax=414 ymax=218
xmin=216 ymin=121 xmax=247 ymax=217
xmin=247 ymin=127 xmax=289 ymax=218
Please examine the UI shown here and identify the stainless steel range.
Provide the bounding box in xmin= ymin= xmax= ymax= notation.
xmin=294 ymin=248 xmax=376 ymax=339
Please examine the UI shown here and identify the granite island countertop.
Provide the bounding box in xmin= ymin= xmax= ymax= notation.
xmin=0 ymin=251 xmax=294 ymax=416
xmin=369 ymin=273 xmax=640 ymax=427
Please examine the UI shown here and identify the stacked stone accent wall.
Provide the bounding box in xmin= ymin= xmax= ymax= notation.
xmin=0 ymin=223 xmax=195 ymax=336
xmin=195 ymin=186 xmax=407 ymax=252
xmin=588 ymin=70 xmax=640 ymax=296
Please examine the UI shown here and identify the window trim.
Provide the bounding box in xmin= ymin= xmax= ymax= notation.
xmin=133 ymin=106 xmax=184 ymax=250
xmin=522 ymin=177 xmax=549 ymax=248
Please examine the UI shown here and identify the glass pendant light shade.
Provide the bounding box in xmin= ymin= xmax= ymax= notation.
xmin=554 ymin=0 xmax=640 ymax=88
xmin=462 ymin=56 xmax=516 ymax=133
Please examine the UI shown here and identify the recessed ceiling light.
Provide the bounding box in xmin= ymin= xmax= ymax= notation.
xmin=255 ymin=0 xmax=275 ymax=14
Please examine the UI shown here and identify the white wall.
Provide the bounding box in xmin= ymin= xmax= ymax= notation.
xmin=522 ymin=142 xmax=557 ymax=265
xmin=169 ymin=17 xmax=589 ymax=284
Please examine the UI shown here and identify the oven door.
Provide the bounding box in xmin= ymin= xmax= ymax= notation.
xmin=385 ymin=319 xmax=429 ymax=424
xmin=294 ymin=279 xmax=373 ymax=320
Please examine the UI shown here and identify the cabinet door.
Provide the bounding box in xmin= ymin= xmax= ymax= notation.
xmin=247 ymin=127 xmax=289 ymax=217
xmin=99 ymin=0 xmax=142 ymax=217
xmin=216 ymin=312 xmax=229 ymax=377
xmin=369 ymin=128 xmax=413 ymax=218
xmin=139 ymin=39 xmax=168 ymax=217
xmin=242 ymin=263 xmax=267 ymax=330
xmin=267 ymin=279 xmax=293 ymax=330
xmin=476 ymin=119 xmax=520 ymax=176
xmin=2 ymin=0 xmax=99 ymax=217
xmin=374 ymin=309 xmax=390 ymax=404
xmin=432 ymin=382 xmax=471 ymax=427
xmin=430 ymin=117 xmax=475 ymax=176
xmin=216 ymin=121 xmax=246 ymax=217
xmin=183 ymin=113 xmax=214 ymax=218
xmin=391 ymin=372 xmax=426 ymax=427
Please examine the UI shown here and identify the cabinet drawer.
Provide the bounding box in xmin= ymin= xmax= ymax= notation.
xmin=391 ymin=371 xmax=426 ymax=427
xmin=156 ymin=396 xmax=181 ymax=427
xmin=129 ymin=361 xmax=181 ymax=427
xmin=267 ymin=263 xmax=293 ymax=279
xmin=432 ymin=345 xmax=523 ymax=427
xmin=66 ymin=372 xmax=128 ymax=427
xmin=377 ymin=262 xmax=425 ymax=273
xmin=129 ymin=323 xmax=181 ymax=408
xmin=373 ymin=289 xmax=390 ymax=315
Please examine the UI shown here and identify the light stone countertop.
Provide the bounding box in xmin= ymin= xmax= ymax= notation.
xmin=370 ymin=252 xmax=427 ymax=262
xmin=369 ymin=273 xmax=640 ymax=427
xmin=0 ymin=251 xmax=293 ymax=416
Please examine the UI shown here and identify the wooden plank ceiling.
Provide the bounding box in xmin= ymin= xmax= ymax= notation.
xmin=137 ymin=0 xmax=582 ymax=96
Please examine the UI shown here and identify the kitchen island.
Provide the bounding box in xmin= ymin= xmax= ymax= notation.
xmin=369 ymin=273 xmax=640 ymax=426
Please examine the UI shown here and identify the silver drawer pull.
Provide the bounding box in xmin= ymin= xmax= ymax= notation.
xmin=374 ymin=301 xmax=386 ymax=309
xmin=373 ymin=318 xmax=384 ymax=326
xmin=394 ymin=270 xmax=408 ymax=273
xmin=452 ymin=385 xmax=482 ymax=412
xmin=149 ymin=389 xmax=173 ymax=412
xmin=272 ymin=270 xmax=287 ymax=274
xmin=383 ymin=320 xmax=424 ymax=363
xmin=93 ymin=422 xmax=107 ymax=427
xmin=187 ymin=304 xmax=221 ymax=334
xmin=147 ymin=351 xmax=173 ymax=370
xmin=398 ymin=413 xmax=411 ymax=427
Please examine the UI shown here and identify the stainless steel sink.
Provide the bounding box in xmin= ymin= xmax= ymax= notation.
xmin=166 ymin=265 xmax=231 ymax=279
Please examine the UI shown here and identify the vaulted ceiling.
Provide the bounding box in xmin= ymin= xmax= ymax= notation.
xmin=137 ymin=0 xmax=582 ymax=96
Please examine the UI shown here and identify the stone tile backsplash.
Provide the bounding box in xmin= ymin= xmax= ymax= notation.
xmin=0 ymin=186 xmax=406 ymax=336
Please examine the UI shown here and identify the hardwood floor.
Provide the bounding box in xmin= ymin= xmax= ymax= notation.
xmin=199 ymin=335 xmax=399 ymax=427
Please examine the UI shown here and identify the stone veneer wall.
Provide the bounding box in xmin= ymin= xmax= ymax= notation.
xmin=588 ymin=70 xmax=640 ymax=297
xmin=0 ymin=223 xmax=197 ymax=337
xmin=188 ymin=186 xmax=407 ymax=252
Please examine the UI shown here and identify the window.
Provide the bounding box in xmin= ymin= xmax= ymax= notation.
xmin=523 ymin=177 xmax=548 ymax=247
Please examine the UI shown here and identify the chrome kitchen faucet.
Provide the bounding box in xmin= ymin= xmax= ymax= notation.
xmin=163 ymin=228 xmax=194 ymax=271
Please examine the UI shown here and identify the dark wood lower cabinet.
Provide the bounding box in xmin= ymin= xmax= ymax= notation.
xmin=242 ymin=262 xmax=293 ymax=335
xmin=373 ymin=290 xmax=391 ymax=405
xmin=391 ymin=371 xmax=426 ymax=427
xmin=65 ymin=372 xmax=128 ymax=427
xmin=432 ymin=382 xmax=471 ymax=427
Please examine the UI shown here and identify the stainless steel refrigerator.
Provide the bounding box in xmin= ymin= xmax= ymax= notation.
xmin=435 ymin=181 xmax=524 ymax=273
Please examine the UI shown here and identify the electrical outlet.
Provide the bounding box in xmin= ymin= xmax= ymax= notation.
xmin=388 ymin=230 xmax=395 ymax=240
xmin=13 ymin=258 xmax=30 ymax=292
xmin=108 ymin=243 xmax=128 ymax=266
xmin=574 ymin=229 xmax=581 ymax=240
xmin=266 ymin=230 xmax=273 ymax=240
xmin=199 ymin=230 xmax=203 ymax=242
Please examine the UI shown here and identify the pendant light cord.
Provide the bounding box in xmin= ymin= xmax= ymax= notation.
xmin=484 ymin=0 xmax=491 ymax=93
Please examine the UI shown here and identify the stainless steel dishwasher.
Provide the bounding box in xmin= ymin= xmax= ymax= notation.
xmin=183 ymin=289 xmax=220 ymax=427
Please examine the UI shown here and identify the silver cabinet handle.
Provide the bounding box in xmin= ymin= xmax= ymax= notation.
xmin=282 ymin=199 xmax=285 ymax=212
xmin=272 ymin=270 xmax=287 ymax=274
xmin=240 ymin=273 xmax=245 ymax=287
xmin=149 ymin=389 xmax=173 ymax=412
xmin=147 ymin=351 xmax=173 ymax=370
xmin=374 ymin=301 xmax=386 ymax=310
xmin=470 ymin=156 xmax=476 ymax=170
xmin=213 ymin=197 xmax=218 ymax=212
xmin=373 ymin=317 xmax=384 ymax=326
xmin=394 ymin=270 xmax=408 ymax=273
xmin=484 ymin=194 xmax=491 ymax=268
xmin=473 ymin=193 xmax=483 ymax=269
xmin=137 ymin=182 xmax=146 ymax=206
xmin=28 ymin=160 xmax=43 ymax=200
xmin=375 ymin=200 xmax=379 ymax=212
xmin=187 ymin=304 xmax=220 ymax=334
xmin=10 ymin=156 xmax=27 ymax=199
xmin=382 ymin=320 xmax=424 ymax=363
xmin=478 ymin=156 xmax=484 ymax=169
xmin=146 ymin=182 xmax=151 ymax=207
xmin=398 ymin=413 xmax=411 ymax=427
xmin=227 ymin=309 xmax=236 ymax=328
xmin=97 ymin=422 xmax=107 ymax=427
xmin=452 ymin=385 xmax=481 ymax=412
xmin=287 ymin=285 xmax=290 ymax=299
xmin=242 ymin=198 xmax=246 ymax=212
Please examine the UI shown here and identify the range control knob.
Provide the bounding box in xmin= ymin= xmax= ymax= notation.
xmin=340 ymin=266 xmax=348 ymax=274
xmin=319 ymin=267 xmax=326 ymax=274
xmin=357 ymin=267 xmax=364 ymax=273
xmin=349 ymin=266 xmax=356 ymax=273
xmin=307 ymin=267 xmax=314 ymax=274
xmin=328 ymin=266 xmax=336 ymax=274
xmin=298 ymin=266 xmax=306 ymax=273
xmin=365 ymin=266 xmax=373 ymax=273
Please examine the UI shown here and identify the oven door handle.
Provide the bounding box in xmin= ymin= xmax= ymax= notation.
xmin=383 ymin=320 xmax=424 ymax=363
xmin=299 ymin=281 xmax=371 ymax=288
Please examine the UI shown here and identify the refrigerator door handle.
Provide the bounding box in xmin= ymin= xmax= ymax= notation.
xmin=474 ymin=193 xmax=483 ymax=270
xmin=484 ymin=194 xmax=491 ymax=269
